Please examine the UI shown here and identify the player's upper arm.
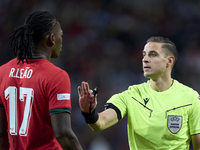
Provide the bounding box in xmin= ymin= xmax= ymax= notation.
xmin=89 ymin=108 xmax=118 ymax=131
xmin=0 ymin=108 xmax=9 ymax=149
xmin=51 ymin=112 xmax=72 ymax=136
xmin=192 ymin=133 xmax=200 ymax=150
xmin=50 ymin=113 xmax=75 ymax=146
xmin=51 ymin=113 xmax=82 ymax=149
xmin=0 ymin=108 xmax=7 ymax=135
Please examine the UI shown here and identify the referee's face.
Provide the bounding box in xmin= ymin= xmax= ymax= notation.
xmin=142 ymin=42 xmax=169 ymax=80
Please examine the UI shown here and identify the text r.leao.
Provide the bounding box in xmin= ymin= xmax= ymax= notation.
xmin=9 ymin=67 xmax=33 ymax=79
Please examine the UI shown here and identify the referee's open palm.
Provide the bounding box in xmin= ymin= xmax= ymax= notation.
xmin=78 ymin=81 xmax=97 ymax=113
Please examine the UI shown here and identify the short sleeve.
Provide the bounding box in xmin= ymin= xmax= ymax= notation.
xmin=189 ymin=92 xmax=200 ymax=135
xmin=106 ymin=92 xmax=127 ymax=120
xmin=47 ymin=70 xmax=71 ymax=111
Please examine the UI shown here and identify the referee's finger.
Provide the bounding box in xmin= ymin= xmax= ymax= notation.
xmin=77 ymin=86 xmax=82 ymax=97
xmin=82 ymin=81 xmax=88 ymax=95
xmin=85 ymin=82 xmax=90 ymax=93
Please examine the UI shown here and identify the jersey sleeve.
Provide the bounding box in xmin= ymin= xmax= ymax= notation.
xmin=189 ymin=91 xmax=200 ymax=135
xmin=0 ymin=97 xmax=2 ymax=105
xmin=47 ymin=70 xmax=71 ymax=115
xmin=106 ymin=91 xmax=128 ymax=120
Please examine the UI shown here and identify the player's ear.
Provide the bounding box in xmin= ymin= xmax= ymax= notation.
xmin=166 ymin=56 xmax=175 ymax=68
xmin=46 ymin=33 xmax=55 ymax=47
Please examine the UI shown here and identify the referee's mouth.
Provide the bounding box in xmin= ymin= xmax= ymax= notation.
xmin=143 ymin=66 xmax=151 ymax=71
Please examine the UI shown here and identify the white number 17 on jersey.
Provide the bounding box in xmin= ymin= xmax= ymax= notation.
xmin=4 ymin=86 xmax=34 ymax=136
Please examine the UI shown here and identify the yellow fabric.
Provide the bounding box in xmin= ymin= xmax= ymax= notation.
xmin=107 ymin=80 xmax=200 ymax=150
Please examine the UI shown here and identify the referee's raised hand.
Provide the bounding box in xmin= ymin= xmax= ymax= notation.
xmin=78 ymin=81 xmax=97 ymax=113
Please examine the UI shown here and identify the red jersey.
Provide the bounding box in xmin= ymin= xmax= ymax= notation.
xmin=0 ymin=58 xmax=71 ymax=150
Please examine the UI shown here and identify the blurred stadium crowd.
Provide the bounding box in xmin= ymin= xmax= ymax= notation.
xmin=1 ymin=0 xmax=200 ymax=149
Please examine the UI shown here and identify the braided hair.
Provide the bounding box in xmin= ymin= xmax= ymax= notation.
xmin=8 ymin=11 xmax=57 ymax=63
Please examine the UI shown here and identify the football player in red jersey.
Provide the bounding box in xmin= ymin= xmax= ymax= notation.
xmin=0 ymin=11 xmax=82 ymax=150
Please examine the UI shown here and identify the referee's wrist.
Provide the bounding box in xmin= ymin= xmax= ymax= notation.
xmin=81 ymin=109 xmax=99 ymax=124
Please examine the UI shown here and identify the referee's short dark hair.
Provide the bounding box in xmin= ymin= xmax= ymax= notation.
xmin=147 ymin=36 xmax=178 ymax=66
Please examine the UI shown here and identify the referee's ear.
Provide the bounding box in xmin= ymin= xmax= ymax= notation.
xmin=166 ymin=55 xmax=175 ymax=69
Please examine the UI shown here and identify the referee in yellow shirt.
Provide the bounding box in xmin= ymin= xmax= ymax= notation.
xmin=78 ymin=36 xmax=200 ymax=150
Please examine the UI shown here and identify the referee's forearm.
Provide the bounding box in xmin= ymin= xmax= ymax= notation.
xmin=88 ymin=119 xmax=102 ymax=131
xmin=88 ymin=109 xmax=118 ymax=131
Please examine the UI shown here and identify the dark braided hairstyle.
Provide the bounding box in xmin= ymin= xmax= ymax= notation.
xmin=8 ymin=11 xmax=57 ymax=63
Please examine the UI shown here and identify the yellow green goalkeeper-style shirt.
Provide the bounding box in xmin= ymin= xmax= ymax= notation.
xmin=106 ymin=79 xmax=200 ymax=150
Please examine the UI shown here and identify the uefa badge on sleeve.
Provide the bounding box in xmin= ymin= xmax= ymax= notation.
xmin=57 ymin=93 xmax=70 ymax=100
xmin=167 ymin=115 xmax=182 ymax=134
